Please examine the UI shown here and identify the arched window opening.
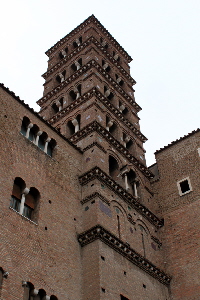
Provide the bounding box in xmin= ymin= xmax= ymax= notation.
xmin=125 ymin=170 xmax=139 ymax=198
xmin=10 ymin=178 xmax=40 ymax=221
xmin=109 ymin=156 xmax=119 ymax=180
xmin=102 ymin=60 xmax=110 ymax=72
xmin=20 ymin=116 xmax=30 ymax=136
xmin=59 ymin=47 xmax=68 ymax=59
xmin=52 ymin=102 xmax=59 ymax=114
xmin=139 ymin=224 xmax=148 ymax=258
xmin=113 ymin=51 xmax=120 ymax=62
xmin=56 ymin=70 xmax=66 ymax=84
xmin=71 ymin=58 xmax=82 ymax=72
xmin=122 ymin=133 xmax=132 ymax=149
xmin=100 ymin=37 xmax=108 ymax=49
xmin=67 ymin=115 xmax=81 ymax=137
xmin=106 ymin=116 xmax=118 ymax=139
xmin=126 ymin=139 xmax=133 ymax=150
xmin=38 ymin=132 xmax=48 ymax=151
xmin=10 ymin=177 xmax=26 ymax=213
xmin=50 ymin=296 xmax=58 ymax=300
xmin=104 ymin=86 xmax=114 ymax=100
xmin=69 ymin=85 xmax=81 ymax=102
xmin=29 ymin=124 xmax=39 ymax=143
xmin=115 ymin=74 xmax=124 ymax=86
xmin=73 ymin=36 xmax=82 ymax=48
xmin=119 ymin=101 xmax=128 ymax=115
xmin=46 ymin=138 xmax=57 ymax=157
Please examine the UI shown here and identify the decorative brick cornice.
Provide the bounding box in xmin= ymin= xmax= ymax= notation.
xmin=78 ymin=225 xmax=171 ymax=285
xmin=38 ymin=60 xmax=140 ymax=112
xmin=43 ymin=37 xmax=135 ymax=85
xmin=81 ymin=192 xmax=110 ymax=206
xmin=83 ymin=142 xmax=107 ymax=154
xmin=79 ymin=167 xmax=162 ymax=228
xmin=48 ymin=88 xmax=146 ymax=143
xmin=45 ymin=15 xmax=132 ymax=62
xmin=70 ymin=121 xmax=151 ymax=177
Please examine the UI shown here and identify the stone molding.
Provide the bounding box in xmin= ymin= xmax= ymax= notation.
xmin=78 ymin=166 xmax=163 ymax=228
xmin=70 ymin=121 xmax=151 ymax=178
xmin=43 ymin=37 xmax=135 ymax=85
xmin=48 ymin=88 xmax=146 ymax=143
xmin=45 ymin=15 xmax=132 ymax=62
xmin=81 ymin=192 xmax=110 ymax=205
xmin=37 ymin=60 xmax=141 ymax=112
xmin=77 ymin=225 xmax=171 ymax=285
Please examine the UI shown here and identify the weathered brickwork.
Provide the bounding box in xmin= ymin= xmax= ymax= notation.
xmin=150 ymin=130 xmax=200 ymax=299
xmin=2 ymin=14 xmax=198 ymax=300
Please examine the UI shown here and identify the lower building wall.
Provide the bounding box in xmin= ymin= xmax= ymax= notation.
xmin=81 ymin=240 xmax=170 ymax=300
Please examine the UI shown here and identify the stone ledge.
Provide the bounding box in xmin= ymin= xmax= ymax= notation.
xmin=78 ymin=224 xmax=171 ymax=286
xmin=79 ymin=166 xmax=163 ymax=228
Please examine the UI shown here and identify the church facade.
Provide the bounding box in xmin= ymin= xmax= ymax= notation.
xmin=0 ymin=15 xmax=199 ymax=300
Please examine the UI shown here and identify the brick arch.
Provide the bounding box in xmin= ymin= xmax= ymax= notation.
xmin=110 ymin=200 xmax=127 ymax=241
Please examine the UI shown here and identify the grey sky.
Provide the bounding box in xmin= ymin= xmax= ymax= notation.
xmin=1 ymin=0 xmax=200 ymax=165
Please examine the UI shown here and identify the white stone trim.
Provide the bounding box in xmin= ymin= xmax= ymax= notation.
xmin=177 ymin=177 xmax=192 ymax=196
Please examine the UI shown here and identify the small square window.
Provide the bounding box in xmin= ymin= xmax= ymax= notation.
xmin=177 ymin=177 xmax=192 ymax=196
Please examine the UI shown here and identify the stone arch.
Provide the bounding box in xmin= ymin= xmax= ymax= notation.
xmin=136 ymin=219 xmax=151 ymax=258
xmin=111 ymin=200 xmax=127 ymax=241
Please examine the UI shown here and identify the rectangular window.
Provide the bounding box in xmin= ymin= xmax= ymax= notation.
xmin=177 ymin=177 xmax=192 ymax=196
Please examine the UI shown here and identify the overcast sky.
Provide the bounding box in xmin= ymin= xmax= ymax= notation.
xmin=1 ymin=0 xmax=200 ymax=165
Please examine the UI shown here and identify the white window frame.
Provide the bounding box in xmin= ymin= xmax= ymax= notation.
xmin=177 ymin=177 xmax=192 ymax=196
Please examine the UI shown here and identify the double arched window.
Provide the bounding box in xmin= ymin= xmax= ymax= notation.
xmin=10 ymin=177 xmax=40 ymax=222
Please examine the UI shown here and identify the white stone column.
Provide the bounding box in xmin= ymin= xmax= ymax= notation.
xmin=35 ymin=131 xmax=43 ymax=146
xmin=72 ymin=118 xmax=79 ymax=132
xmin=19 ymin=187 xmax=29 ymax=215
xmin=56 ymin=100 xmax=62 ymax=111
xmin=74 ymin=61 xmax=81 ymax=70
xmin=103 ymin=62 xmax=109 ymax=70
xmin=42 ymin=296 xmax=50 ymax=300
xmin=114 ymin=53 xmax=119 ymax=60
xmin=119 ymin=104 xmax=125 ymax=113
xmin=75 ymin=38 xmax=81 ymax=46
xmin=25 ymin=123 xmax=33 ymax=138
xmin=124 ymin=173 xmax=129 ymax=190
xmin=133 ymin=182 xmax=138 ymax=198
xmin=116 ymin=76 xmax=122 ymax=84
xmin=44 ymin=137 xmax=51 ymax=154
xmin=61 ymin=49 xmax=67 ymax=57
xmin=106 ymin=120 xmax=113 ymax=131
xmin=104 ymin=89 xmax=111 ymax=98
xmin=58 ymin=73 xmax=65 ymax=82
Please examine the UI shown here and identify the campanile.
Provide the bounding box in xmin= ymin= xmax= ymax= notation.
xmin=37 ymin=15 xmax=170 ymax=300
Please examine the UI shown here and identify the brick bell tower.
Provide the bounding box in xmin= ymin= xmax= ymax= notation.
xmin=37 ymin=15 xmax=171 ymax=300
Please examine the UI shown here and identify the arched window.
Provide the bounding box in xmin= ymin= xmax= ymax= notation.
xmin=10 ymin=177 xmax=26 ymax=213
xmin=125 ymin=170 xmax=139 ymax=198
xmin=104 ymin=86 xmax=114 ymax=100
xmin=113 ymin=51 xmax=120 ymax=62
xmin=69 ymin=85 xmax=81 ymax=102
xmin=118 ymin=101 xmax=128 ymax=116
xmin=10 ymin=178 xmax=40 ymax=222
xmin=100 ymin=37 xmax=108 ymax=49
xmin=115 ymin=74 xmax=124 ymax=86
xmin=29 ymin=124 xmax=39 ymax=143
xmin=20 ymin=116 xmax=30 ymax=136
xmin=73 ymin=36 xmax=82 ymax=48
xmin=23 ymin=282 xmax=58 ymax=300
xmin=71 ymin=58 xmax=82 ymax=72
xmin=66 ymin=115 xmax=81 ymax=137
xmin=59 ymin=47 xmax=68 ymax=59
xmin=109 ymin=156 xmax=119 ymax=180
xmin=102 ymin=60 xmax=110 ymax=72
xmin=38 ymin=132 xmax=48 ymax=151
